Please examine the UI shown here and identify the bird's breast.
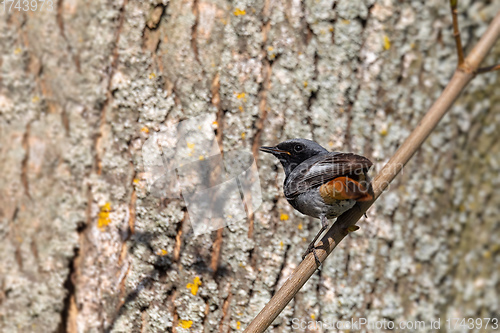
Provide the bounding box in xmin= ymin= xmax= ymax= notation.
xmin=287 ymin=188 xmax=356 ymax=219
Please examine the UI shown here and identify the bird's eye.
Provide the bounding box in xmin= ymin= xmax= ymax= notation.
xmin=294 ymin=144 xmax=303 ymax=152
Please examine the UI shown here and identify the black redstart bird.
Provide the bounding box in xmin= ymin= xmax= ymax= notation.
xmin=260 ymin=138 xmax=373 ymax=265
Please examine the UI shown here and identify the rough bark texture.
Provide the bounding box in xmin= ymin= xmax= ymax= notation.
xmin=1 ymin=0 xmax=500 ymax=332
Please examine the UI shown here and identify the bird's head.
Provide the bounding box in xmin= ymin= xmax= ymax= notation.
xmin=260 ymin=138 xmax=328 ymax=175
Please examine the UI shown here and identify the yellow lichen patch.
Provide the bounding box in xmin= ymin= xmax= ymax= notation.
xmin=303 ymin=81 xmax=308 ymax=88
xmin=298 ymin=223 xmax=303 ymax=230
xmin=329 ymin=26 xmax=334 ymax=32
xmin=238 ymin=262 xmax=245 ymax=267
xmin=179 ymin=320 xmax=193 ymax=329
xmin=268 ymin=46 xmax=274 ymax=52
xmin=157 ymin=249 xmax=168 ymax=256
xmin=234 ymin=8 xmax=246 ymax=16
xmin=149 ymin=72 xmax=156 ymax=79
xmin=280 ymin=241 xmax=284 ymax=249
xmin=212 ymin=121 xmax=218 ymax=127
xmin=98 ymin=202 xmax=112 ymax=229
xmin=491 ymin=244 xmax=500 ymax=253
xmin=241 ymin=132 xmax=246 ymax=139
xmin=383 ymin=35 xmax=391 ymax=50
xmin=186 ymin=276 xmax=202 ymax=296
xmin=347 ymin=225 xmax=360 ymax=233
xmin=380 ymin=128 xmax=388 ymax=136
xmin=237 ymin=321 xmax=241 ymax=329
xmin=187 ymin=142 xmax=195 ymax=156
xmin=479 ymin=10 xmax=487 ymax=21
xmin=32 ymin=96 xmax=40 ymax=103
xmin=239 ymin=106 xmax=244 ymax=112
xmin=328 ymin=141 xmax=334 ymax=147
xmin=141 ymin=127 xmax=149 ymax=133
xmin=341 ymin=19 xmax=350 ymax=24
xmin=133 ymin=178 xmax=140 ymax=184
xmin=14 ymin=47 xmax=22 ymax=55
xmin=302 ymin=237 xmax=307 ymax=242
xmin=199 ymin=155 xmax=205 ymax=160
xmin=236 ymin=92 xmax=246 ymax=100
xmin=311 ymin=313 xmax=316 ymax=320
xmin=280 ymin=213 xmax=289 ymax=221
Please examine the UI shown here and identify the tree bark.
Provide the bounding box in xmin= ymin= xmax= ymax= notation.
xmin=0 ymin=0 xmax=499 ymax=332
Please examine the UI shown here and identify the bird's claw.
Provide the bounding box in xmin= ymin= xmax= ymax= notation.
xmin=302 ymin=244 xmax=322 ymax=268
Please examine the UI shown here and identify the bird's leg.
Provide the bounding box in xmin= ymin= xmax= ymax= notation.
xmin=302 ymin=216 xmax=329 ymax=266
xmin=355 ymin=203 xmax=368 ymax=219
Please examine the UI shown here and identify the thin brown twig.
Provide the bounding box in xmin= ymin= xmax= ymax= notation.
xmin=450 ymin=0 xmax=465 ymax=67
xmin=450 ymin=0 xmax=500 ymax=75
xmin=477 ymin=63 xmax=500 ymax=74
xmin=244 ymin=10 xmax=500 ymax=333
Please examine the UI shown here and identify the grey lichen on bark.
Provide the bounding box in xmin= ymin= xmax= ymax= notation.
xmin=0 ymin=0 xmax=499 ymax=332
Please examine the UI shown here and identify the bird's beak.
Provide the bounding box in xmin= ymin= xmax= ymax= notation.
xmin=259 ymin=146 xmax=291 ymax=155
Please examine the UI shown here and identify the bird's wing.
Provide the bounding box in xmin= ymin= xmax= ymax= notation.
xmin=284 ymin=152 xmax=372 ymax=199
